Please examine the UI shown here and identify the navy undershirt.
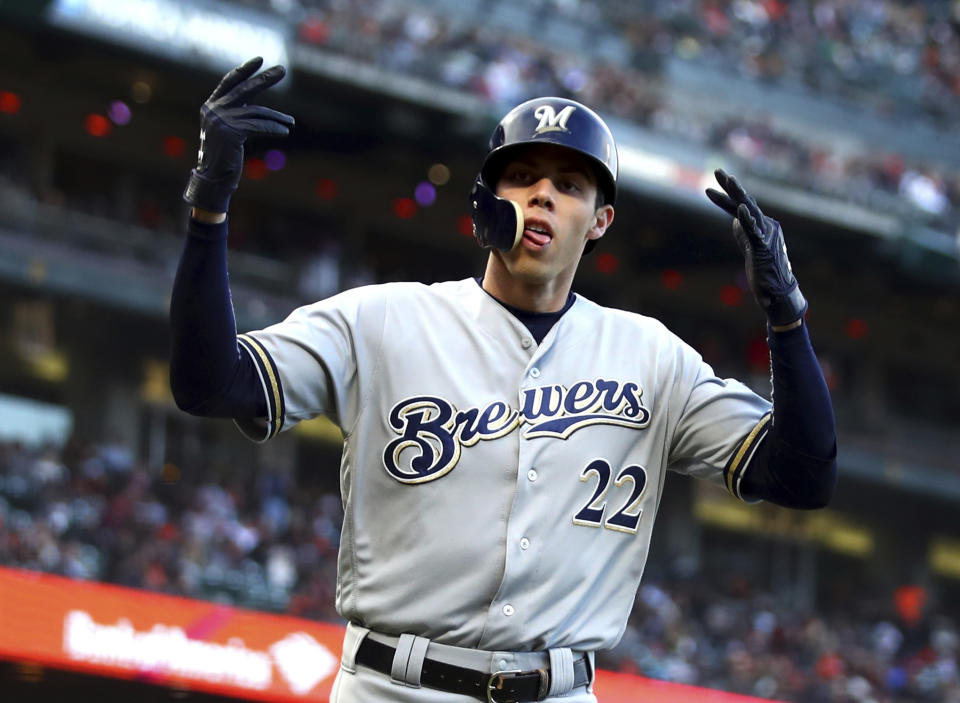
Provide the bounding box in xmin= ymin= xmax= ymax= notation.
xmin=742 ymin=319 xmax=837 ymax=508
xmin=476 ymin=277 xmax=575 ymax=344
xmin=169 ymin=218 xmax=266 ymax=418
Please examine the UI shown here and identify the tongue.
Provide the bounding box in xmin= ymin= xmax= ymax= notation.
xmin=524 ymin=228 xmax=550 ymax=246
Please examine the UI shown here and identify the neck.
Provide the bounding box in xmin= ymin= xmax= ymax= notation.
xmin=481 ymin=255 xmax=574 ymax=312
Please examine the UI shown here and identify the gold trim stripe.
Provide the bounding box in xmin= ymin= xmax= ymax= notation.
xmin=238 ymin=334 xmax=284 ymax=439
xmin=236 ymin=337 xmax=272 ymax=442
xmin=725 ymin=413 xmax=771 ymax=497
xmin=237 ymin=335 xmax=275 ymax=440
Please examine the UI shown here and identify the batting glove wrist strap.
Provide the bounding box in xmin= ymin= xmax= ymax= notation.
xmin=184 ymin=166 xmax=239 ymax=214
xmin=182 ymin=57 xmax=294 ymax=213
xmin=706 ymin=169 xmax=807 ymax=327
xmin=766 ymin=282 xmax=808 ymax=328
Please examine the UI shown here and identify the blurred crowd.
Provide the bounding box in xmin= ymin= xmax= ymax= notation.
xmin=603 ymin=576 xmax=960 ymax=703
xmin=630 ymin=0 xmax=960 ymax=123
xmin=258 ymin=0 xmax=960 ymax=122
xmin=237 ymin=0 xmax=960 ymax=229
xmin=0 ymin=437 xmax=342 ymax=622
xmin=2 ymin=437 xmax=959 ymax=703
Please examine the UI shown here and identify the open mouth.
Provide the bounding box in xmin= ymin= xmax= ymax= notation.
xmin=523 ymin=221 xmax=552 ymax=247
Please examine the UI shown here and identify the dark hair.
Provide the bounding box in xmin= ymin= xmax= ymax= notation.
xmin=594 ymin=186 xmax=605 ymax=210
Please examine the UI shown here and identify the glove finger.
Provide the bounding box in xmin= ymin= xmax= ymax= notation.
xmin=713 ymin=168 xmax=741 ymax=199
xmin=231 ymin=118 xmax=292 ymax=137
xmin=220 ymin=65 xmax=287 ymax=106
xmin=230 ymin=105 xmax=296 ymax=127
xmin=718 ymin=169 xmax=750 ymax=203
xmin=724 ymin=171 xmax=766 ymax=224
xmin=208 ymin=57 xmax=263 ymax=101
xmin=715 ymin=170 xmax=763 ymax=220
xmin=731 ymin=217 xmax=751 ymax=256
xmin=736 ymin=203 xmax=765 ymax=246
xmin=705 ymin=188 xmax=738 ymax=217
xmin=742 ymin=191 xmax=765 ymax=226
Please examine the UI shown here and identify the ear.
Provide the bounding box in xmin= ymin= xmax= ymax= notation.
xmin=586 ymin=204 xmax=615 ymax=243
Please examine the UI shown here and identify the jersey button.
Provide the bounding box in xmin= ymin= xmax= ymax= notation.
xmin=521 ymin=338 xmax=532 ymax=349
xmin=529 ymin=367 xmax=540 ymax=378
xmin=520 ymin=537 xmax=530 ymax=550
xmin=502 ymin=604 xmax=515 ymax=616
xmin=527 ymin=469 xmax=538 ymax=482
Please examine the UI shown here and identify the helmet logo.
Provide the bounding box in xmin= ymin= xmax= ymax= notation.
xmin=533 ymin=105 xmax=576 ymax=135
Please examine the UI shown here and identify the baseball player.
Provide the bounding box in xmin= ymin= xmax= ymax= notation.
xmin=170 ymin=58 xmax=837 ymax=702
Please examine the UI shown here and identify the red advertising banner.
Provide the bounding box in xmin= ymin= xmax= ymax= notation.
xmin=0 ymin=566 xmax=342 ymax=702
xmin=593 ymin=669 xmax=782 ymax=703
xmin=0 ymin=566 xmax=777 ymax=702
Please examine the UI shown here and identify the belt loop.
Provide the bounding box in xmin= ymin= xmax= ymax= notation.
xmin=390 ymin=633 xmax=430 ymax=687
xmin=341 ymin=623 xmax=370 ymax=674
xmin=406 ymin=635 xmax=430 ymax=686
xmin=547 ymin=647 xmax=574 ymax=696
xmin=391 ymin=634 xmax=416 ymax=686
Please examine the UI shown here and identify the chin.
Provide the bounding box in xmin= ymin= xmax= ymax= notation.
xmin=505 ymin=255 xmax=552 ymax=281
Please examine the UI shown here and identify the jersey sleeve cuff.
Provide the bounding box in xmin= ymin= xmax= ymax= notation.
xmin=233 ymin=333 xmax=285 ymax=442
xmin=723 ymin=413 xmax=771 ymax=502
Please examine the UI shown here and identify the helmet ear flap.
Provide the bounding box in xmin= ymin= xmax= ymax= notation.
xmin=470 ymin=178 xmax=524 ymax=251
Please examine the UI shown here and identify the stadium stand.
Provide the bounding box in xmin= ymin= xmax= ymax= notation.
xmin=0 ymin=2 xmax=958 ymax=703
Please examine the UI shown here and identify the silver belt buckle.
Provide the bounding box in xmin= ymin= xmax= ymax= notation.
xmin=487 ymin=669 xmax=522 ymax=703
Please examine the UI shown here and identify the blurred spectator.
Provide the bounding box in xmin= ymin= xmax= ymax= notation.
xmin=298 ymin=240 xmax=342 ymax=302
xmin=601 ymin=572 xmax=960 ymax=702
xmin=0 ymin=437 xmax=342 ymax=619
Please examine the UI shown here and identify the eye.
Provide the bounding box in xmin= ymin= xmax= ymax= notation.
xmin=504 ymin=167 xmax=531 ymax=183
xmin=558 ymin=178 xmax=581 ymax=193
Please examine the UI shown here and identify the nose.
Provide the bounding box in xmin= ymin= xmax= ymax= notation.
xmin=527 ymin=177 xmax=555 ymax=211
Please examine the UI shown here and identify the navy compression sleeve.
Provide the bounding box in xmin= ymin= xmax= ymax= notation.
xmin=169 ymin=218 xmax=266 ymax=418
xmin=738 ymin=321 xmax=838 ymax=508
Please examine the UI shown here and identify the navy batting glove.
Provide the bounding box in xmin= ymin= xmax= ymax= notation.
xmin=705 ymin=169 xmax=807 ymax=327
xmin=183 ymin=57 xmax=295 ymax=213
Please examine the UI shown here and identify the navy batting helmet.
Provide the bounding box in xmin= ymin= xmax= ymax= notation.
xmin=470 ymin=97 xmax=618 ymax=252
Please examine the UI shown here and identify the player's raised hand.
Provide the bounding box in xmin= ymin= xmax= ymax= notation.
xmin=705 ymin=169 xmax=807 ymax=327
xmin=183 ymin=57 xmax=295 ymax=214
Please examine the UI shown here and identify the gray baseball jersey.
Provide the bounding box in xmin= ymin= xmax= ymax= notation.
xmin=235 ymin=277 xmax=769 ymax=653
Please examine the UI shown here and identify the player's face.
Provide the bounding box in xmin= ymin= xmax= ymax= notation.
xmin=493 ymin=144 xmax=614 ymax=290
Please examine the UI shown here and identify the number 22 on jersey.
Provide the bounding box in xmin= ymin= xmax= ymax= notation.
xmin=573 ymin=459 xmax=647 ymax=534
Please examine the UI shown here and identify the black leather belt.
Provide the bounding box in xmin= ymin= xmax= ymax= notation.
xmin=355 ymin=636 xmax=590 ymax=702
